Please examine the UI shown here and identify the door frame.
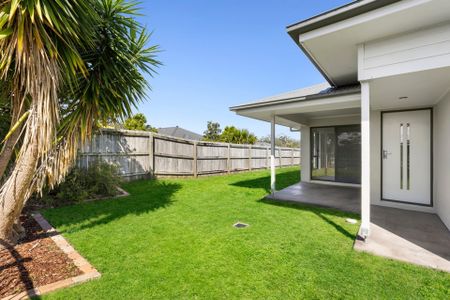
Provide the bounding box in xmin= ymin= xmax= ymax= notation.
xmin=380 ymin=107 xmax=433 ymax=207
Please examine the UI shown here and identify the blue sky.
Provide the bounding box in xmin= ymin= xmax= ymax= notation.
xmin=136 ymin=0 xmax=349 ymax=138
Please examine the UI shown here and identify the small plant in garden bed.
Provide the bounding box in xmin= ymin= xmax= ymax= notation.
xmin=30 ymin=161 xmax=123 ymax=208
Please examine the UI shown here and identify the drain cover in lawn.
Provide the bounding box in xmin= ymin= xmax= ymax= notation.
xmin=233 ymin=222 xmax=249 ymax=228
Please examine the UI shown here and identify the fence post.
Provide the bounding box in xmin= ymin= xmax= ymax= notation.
xmin=299 ymin=148 xmax=301 ymax=165
xmin=227 ymin=144 xmax=231 ymax=174
xmin=79 ymin=130 xmax=302 ymax=179
xmin=279 ymin=148 xmax=282 ymax=167
xmin=248 ymin=145 xmax=252 ymax=171
xmin=149 ymin=132 xmax=154 ymax=177
xmin=193 ymin=141 xmax=198 ymax=177
xmin=291 ymin=148 xmax=294 ymax=166
xmin=277 ymin=147 xmax=281 ymax=167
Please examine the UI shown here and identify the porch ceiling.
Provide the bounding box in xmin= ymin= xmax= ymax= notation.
xmin=370 ymin=67 xmax=450 ymax=110
xmin=279 ymin=107 xmax=361 ymax=126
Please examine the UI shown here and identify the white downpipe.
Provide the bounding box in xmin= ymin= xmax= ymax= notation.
xmin=360 ymin=81 xmax=371 ymax=238
xmin=271 ymin=115 xmax=276 ymax=194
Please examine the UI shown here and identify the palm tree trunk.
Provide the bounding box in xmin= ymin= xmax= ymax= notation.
xmin=0 ymin=125 xmax=22 ymax=181
xmin=0 ymin=105 xmax=39 ymax=247
xmin=0 ymin=142 xmax=38 ymax=246
xmin=0 ymin=98 xmax=25 ymax=181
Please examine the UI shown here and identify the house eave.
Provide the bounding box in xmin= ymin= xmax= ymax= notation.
xmin=286 ymin=0 xmax=402 ymax=87
xmin=230 ymin=87 xmax=361 ymax=112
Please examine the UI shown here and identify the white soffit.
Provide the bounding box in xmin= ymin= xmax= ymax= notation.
xmin=298 ymin=0 xmax=450 ymax=86
xmin=370 ymin=66 xmax=450 ymax=110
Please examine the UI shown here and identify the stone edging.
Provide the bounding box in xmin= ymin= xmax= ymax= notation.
xmin=1 ymin=213 xmax=101 ymax=300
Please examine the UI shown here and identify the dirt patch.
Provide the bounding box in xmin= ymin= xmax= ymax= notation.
xmin=0 ymin=215 xmax=82 ymax=298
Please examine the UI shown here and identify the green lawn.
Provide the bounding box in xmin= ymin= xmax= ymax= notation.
xmin=42 ymin=167 xmax=450 ymax=299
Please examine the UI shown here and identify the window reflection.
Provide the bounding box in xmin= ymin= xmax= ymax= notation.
xmin=311 ymin=125 xmax=361 ymax=184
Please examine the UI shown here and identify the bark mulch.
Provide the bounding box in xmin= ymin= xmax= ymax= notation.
xmin=0 ymin=215 xmax=82 ymax=298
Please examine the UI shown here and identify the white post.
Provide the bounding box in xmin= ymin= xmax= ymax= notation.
xmin=360 ymin=81 xmax=371 ymax=238
xmin=270 ymin=115 xmax=276 ymax=194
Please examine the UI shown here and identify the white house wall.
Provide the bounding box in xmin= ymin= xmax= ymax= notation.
xmin=434 ymin=90 xmax=450 ymax=229
xmin=359 ymin=23 xmax=450 ymax=81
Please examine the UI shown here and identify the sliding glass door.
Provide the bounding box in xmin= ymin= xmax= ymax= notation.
xmin=311 ymin=125 xmax=361 ymax=184
xmin=311 ymin=127 xmax=335 ymax=181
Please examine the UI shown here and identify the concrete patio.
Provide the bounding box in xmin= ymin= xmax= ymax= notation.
xmin=266 ymin=182 xmax=361 ymax=213
xmin=267 ymin=182 xmax=450 ymax=272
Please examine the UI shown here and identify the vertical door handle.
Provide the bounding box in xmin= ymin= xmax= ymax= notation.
xmin=382 ymin=150 xmax=391 ymax=159
xmin=406 ymin=123 xmax=410 ymax=190
xmin=400 ymin=123 xmax=404 ymax=189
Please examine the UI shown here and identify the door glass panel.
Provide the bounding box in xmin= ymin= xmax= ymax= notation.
xmin=311 ymin=127 xmax=335 ymax=181
xmin=335 ymin=125 xmax=361 ymax=184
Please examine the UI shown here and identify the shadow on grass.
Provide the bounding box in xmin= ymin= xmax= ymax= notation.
xmin=230 ymin=169 xmax=300 ymax=193
xmin=259 ymin=198 xmax=357 ymax=240
xmin=43 ymin=180 xmax=180 ymax=234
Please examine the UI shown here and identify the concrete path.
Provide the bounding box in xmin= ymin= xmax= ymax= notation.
xmin=355 ymin=206 xmax=450 ymax=273
xmin=267 ymin=182 xmax=450 ymax=272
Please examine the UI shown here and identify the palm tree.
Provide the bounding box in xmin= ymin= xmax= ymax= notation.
xmin=0 ymin=0 xmax=160 ymax=246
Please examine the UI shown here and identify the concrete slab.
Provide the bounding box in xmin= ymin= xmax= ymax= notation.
xmin=267 ymin=182 xmax=450 ymax=272
xmin=355 ymin=206 xmax=450 ymax=273
xmin=266 ymin=182 xmax=361 ymax=213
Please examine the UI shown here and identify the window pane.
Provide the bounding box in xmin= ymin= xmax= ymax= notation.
xmin=311 ymin=127 xmax=335 ymax=181
xmin=335 ymin=125 xmax=361 ymax=184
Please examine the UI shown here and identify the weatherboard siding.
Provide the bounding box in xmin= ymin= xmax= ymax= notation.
xmin=359 ymin=23 xmax=450 ymax=80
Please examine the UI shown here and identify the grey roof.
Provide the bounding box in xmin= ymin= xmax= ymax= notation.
xmin=157 ymin=126 xmax=203 ymax=140
xmin=230 ymin=83 xmax=360 ymax=111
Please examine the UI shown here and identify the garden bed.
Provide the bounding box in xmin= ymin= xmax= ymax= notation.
xmin=0 ymin=215 xmax=80 ymax=298
xmin=0 ymin=214 xmax=100 ymax=299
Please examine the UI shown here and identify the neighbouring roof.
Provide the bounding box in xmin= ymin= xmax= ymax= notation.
xmin=157 ymin=126 xmax=203 ymax=140
xmin=230 ymin=83 xmax=360 ymax=111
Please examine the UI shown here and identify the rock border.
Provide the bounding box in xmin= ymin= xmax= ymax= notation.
xmin=1 ymin=213 xmax=101 ymax=300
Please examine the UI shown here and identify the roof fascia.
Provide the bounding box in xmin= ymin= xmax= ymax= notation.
xmin=230 ymin=90 xmax=361 ymax=112
xmin=287 ymin=0 xmax=402 ymax=37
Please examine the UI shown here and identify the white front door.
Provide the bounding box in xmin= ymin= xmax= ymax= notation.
xmin=382 ymin=109 xmax=432 ymax=206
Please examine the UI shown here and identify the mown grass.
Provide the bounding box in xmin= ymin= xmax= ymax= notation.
xmin=42 ymin=167 xmax=450 ymax=299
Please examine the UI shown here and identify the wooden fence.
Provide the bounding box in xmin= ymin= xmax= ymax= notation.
xmin=77 ymin=129 xmax=300 ymax=180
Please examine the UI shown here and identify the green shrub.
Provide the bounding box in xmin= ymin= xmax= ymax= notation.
xmin=35 ymin=161 xmax=122 ymax=207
